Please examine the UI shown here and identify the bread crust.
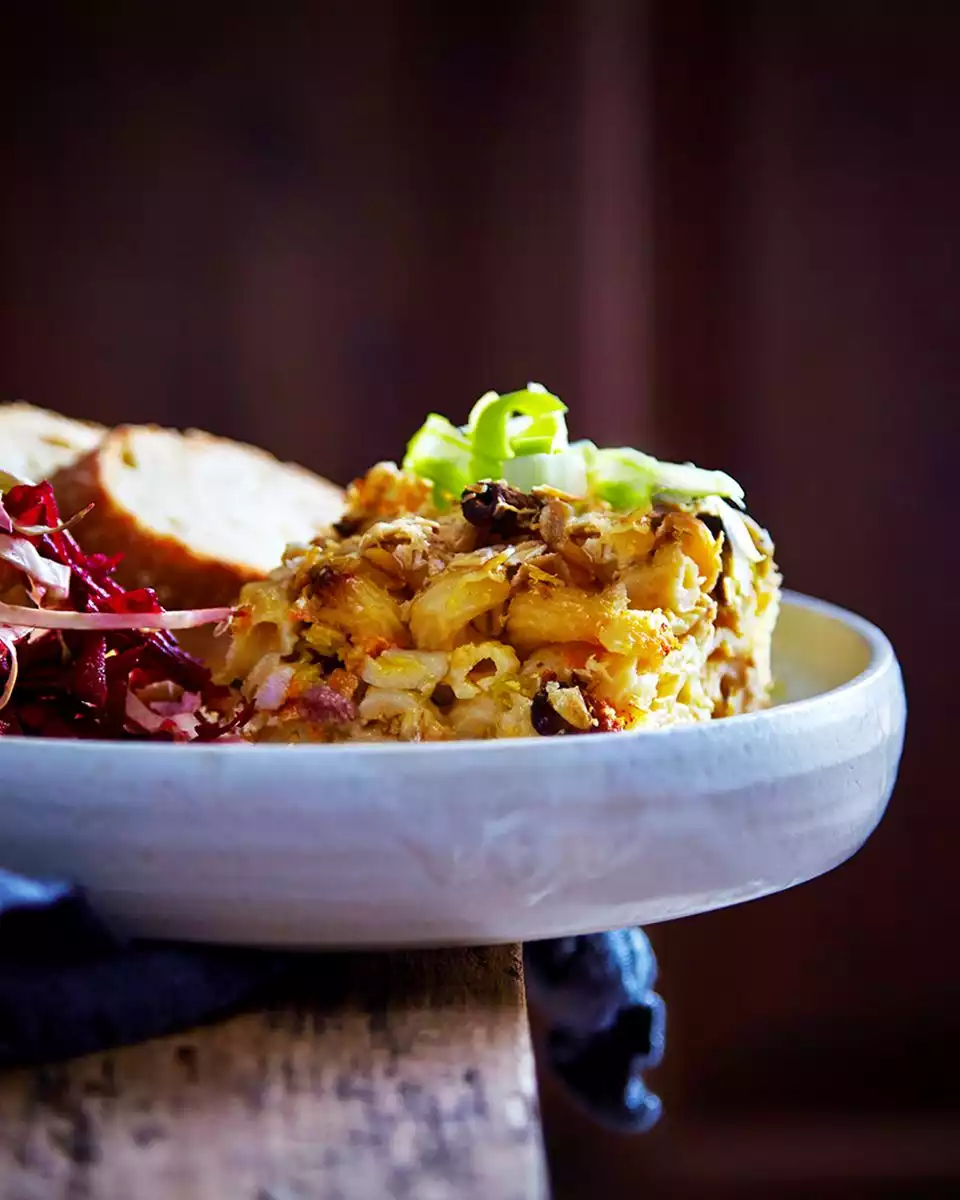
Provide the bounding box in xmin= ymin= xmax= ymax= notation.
xmin=50 ymin=425 xmax=343 ymax=610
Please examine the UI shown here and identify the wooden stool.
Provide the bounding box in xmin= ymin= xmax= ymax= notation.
xmin=0 ymin=945 xmax=548 ymax=1200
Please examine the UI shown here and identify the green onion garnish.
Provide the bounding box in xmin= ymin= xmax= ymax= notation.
xmin=401 ymin=384 xmax=745 ymax=513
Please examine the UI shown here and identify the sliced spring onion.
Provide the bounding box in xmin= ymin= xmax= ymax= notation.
xmin=587 ymin=449 xmax=657 ymax=511
xmin=400 ymin=384 xmax=749 ymax=513
xmin=464 ymin=390 xmax=501 ymax=434
xmin=469 ymin=386 xmax=566 ymax=463
xmin=509 ymin=410 xmax=570 ymax=456
xmin=589 ymin=447 xmax=745 ymax=512
xmin=402 ymin=413 xmax=474 ymax=507
xmin=650 ymin=460 xmax=745 ymax=507
xmin=500 ymin=449 xmax=589 ymax=496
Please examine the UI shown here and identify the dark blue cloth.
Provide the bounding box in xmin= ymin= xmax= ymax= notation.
xmin=0 ymin=867 xmax=663 ymax=1132
xmin=0 ymin=868 xmax=287 ymax=1069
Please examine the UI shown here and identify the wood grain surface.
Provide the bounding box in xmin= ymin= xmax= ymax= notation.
xmin=0 ymin=946 xmax=547 ymax=1200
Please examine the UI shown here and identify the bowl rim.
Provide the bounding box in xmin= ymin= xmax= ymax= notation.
xmin=0 ymin=589 xmax=900 ymax=759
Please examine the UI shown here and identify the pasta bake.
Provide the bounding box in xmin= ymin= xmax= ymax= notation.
xmin=222 ymin=386 xmax=781 ymax=741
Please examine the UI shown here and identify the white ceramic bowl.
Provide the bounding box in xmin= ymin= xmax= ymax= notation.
xmin=0 ymin=591 xmax=905 ymax=947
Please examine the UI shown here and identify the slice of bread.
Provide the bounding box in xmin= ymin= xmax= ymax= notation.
xmin=0 ymin=402 xmax=105 ymax=483
xmin=0 ymin=404 xmax=104 ymax=602
xmin=50 ymin=425 xmax=344 ymax=610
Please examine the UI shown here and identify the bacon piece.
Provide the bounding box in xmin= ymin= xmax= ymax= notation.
xmin=460 ymin=482 xmax=543 ymax=540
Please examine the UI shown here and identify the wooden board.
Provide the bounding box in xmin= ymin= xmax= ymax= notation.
xmin=0 ymin=946 xmax=548 ymax=1200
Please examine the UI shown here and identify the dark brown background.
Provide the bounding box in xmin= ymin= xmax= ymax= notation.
xmin=2 ymin=2 xmax=957 ymax=1196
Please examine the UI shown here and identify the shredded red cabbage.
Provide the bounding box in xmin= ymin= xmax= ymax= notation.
xmin=0 ymin=482 xmax=249 ymax=741
xmin=296 ymin=685 xmax=357 ymax=725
